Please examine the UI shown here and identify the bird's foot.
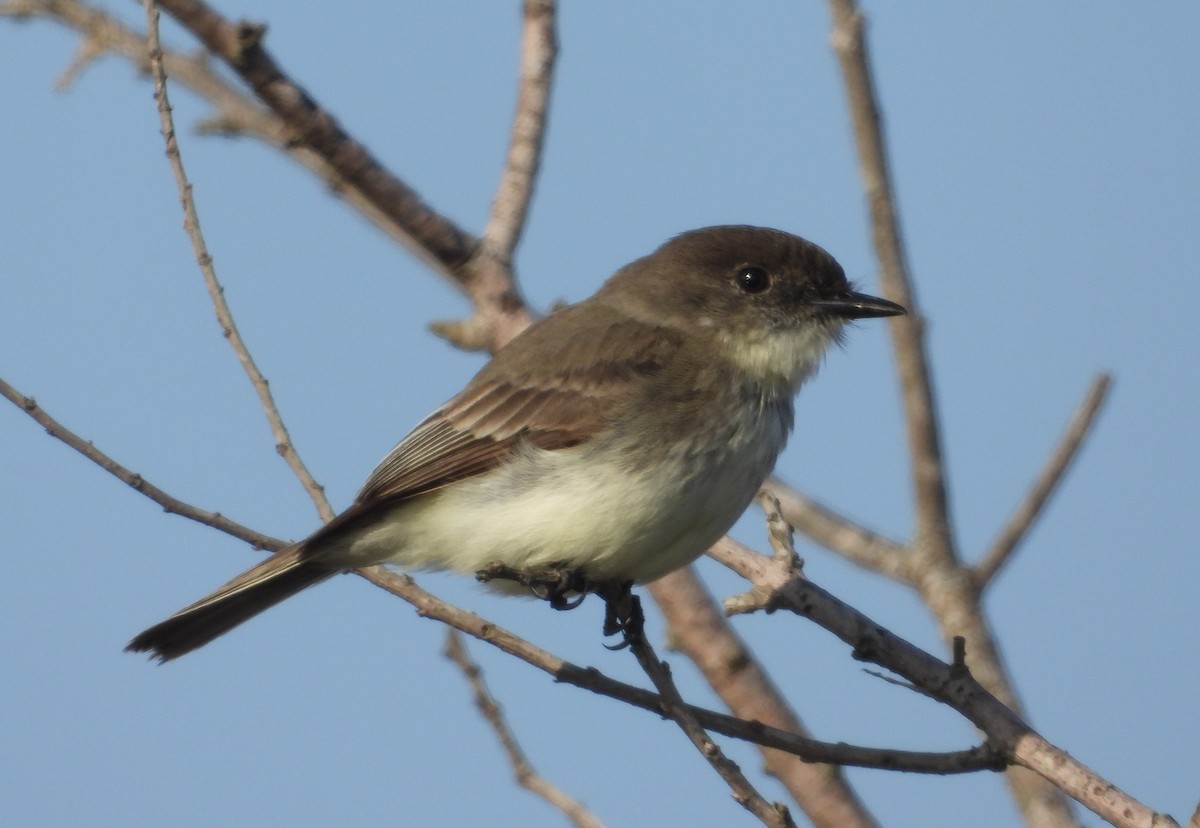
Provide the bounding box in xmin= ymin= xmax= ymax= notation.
xmin=475 ymin=564 xmax=641 ymax=647
xmin=596 ymin=580 xmax=643 ymax=649
xmin=475 ymin=562 xmax=589 ymax=609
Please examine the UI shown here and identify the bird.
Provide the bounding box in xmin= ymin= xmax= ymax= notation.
xmin=127 ymin=225 xmax=904 ymax=661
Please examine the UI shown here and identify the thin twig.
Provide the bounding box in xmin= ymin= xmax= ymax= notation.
xmin=443 ymin=630 xmax=606 ymax=828
xmin=650 ymin=569 xmax=879 ymax=828
xmin=709 ymin=536 xmax=1177 ymax=828
xmin=54 ymin=25 xmax=104 ymax=89
xmin=481 ymin=0 xmax=556 ymax=267
xmin=625 ymin=630 xmax=795 ymax=828
xmin=143 ymin=0 xmax=333 ymax=522
xmin=974 ymin=374 xmax=1112 ymax=589
xmin=0 ymin=376 xmax=281 ymax=551
xmin=761 ymin=478 xmax=909 ymax=580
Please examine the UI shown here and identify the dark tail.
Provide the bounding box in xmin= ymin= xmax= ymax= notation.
xmin=126 ymin=545 xmax=337 ymax=663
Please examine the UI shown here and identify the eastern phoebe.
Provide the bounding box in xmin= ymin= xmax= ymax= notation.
xmin=128 ymin=225 xmax=903 ymax=661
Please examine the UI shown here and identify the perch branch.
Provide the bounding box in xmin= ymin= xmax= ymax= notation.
xmin=711 ymin=535 xmax=1175 ymax=828
xmin=626 ymin=627 xmax=796 ymax=828
xmin=650 ymin=568 xmax=879 ymax=828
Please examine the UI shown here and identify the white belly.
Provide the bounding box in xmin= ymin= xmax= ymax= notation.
xmin=340 ymin=401 xmax=791 ymax=584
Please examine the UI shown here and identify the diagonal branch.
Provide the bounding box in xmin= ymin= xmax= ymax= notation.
xmin=443 ymin=630 xmax=606 ymax=828
xmin=0 ymin=376 xmax=280 ymax=551
xmin=143 ymin=0 xmax=333 ymax=522
xmin=710 ymin=536 xmax=1178 ymax=828
xmin=627 ymin=628 xmax=795 ymax=828
xmin=974 ymin=374 xmax=1112 ymax=590
xmin=150 ymin=1 xmax=484 ymax=286
xmin=364 ymin=571 xmax=1001 ymax=775
xmin=650 ymin=568 xmax=880 ymax=828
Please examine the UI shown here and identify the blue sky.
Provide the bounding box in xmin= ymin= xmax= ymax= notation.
xmin=2 ymin=3 xmax=1198 ymax=826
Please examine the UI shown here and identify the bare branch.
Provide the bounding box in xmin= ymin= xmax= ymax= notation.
xmin=0 ymin=376 xmax=281 ymax=551
xmin=54 ymin=24 xmax=104 ymax=89
xmin=427 ymin=0 xmax=557 ymax=353
xmin=369 ymin=569 xmax=997 ymax=775
xmin=626 ymin=627 xmax=796 ymax=828
xmin=143 ymin=0 xmax=333 ymax=522
xmin=709 ymin=537 xmax=1177 ymax=828
xmin=150 ymin=1 xmax=481 ymax=280
xmin=5 ymin=0 xmax=535 ymax=351
xmin=825 ymin=0 xmax=952 ymax=560
xmin=650 ymin=569 xmax=879 ymax=828
xmin=443 ymin=630 xmax=606 ymax=828
xmin=482 ymin=0 xmax=557 ymax=267
xmin=974 ymin=374 xmax=1112 ymax=590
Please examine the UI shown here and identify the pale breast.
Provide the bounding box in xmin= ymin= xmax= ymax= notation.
xmin=371 ymin=392 xmax=790 ymax=583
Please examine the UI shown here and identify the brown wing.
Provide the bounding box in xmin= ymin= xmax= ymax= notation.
xmin=352 ymin=302 xmax=682 ymax=507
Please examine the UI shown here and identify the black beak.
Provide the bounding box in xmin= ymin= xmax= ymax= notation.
xmin=813 ymin=290 xmax=906 ymax=319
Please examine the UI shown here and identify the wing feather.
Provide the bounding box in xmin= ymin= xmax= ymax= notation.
xmin=353 ymin=306 xmax=682 ymax=507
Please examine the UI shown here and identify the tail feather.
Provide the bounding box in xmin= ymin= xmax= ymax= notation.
xmin=126 ymin=545 xmax=337 ymax=663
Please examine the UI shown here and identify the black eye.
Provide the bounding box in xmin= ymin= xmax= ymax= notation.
xmin=734 ymin=266 xmax=771 ymax=294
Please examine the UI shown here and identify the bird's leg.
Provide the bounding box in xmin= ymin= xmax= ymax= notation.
xmin=475 ymin=564 xmax=642 ymax=647
xmin=595 ymin=580 xmax=643 ymax=649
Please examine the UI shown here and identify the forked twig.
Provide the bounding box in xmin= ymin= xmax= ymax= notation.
xmin=760 ymin=478 xmax=908 ymax=579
